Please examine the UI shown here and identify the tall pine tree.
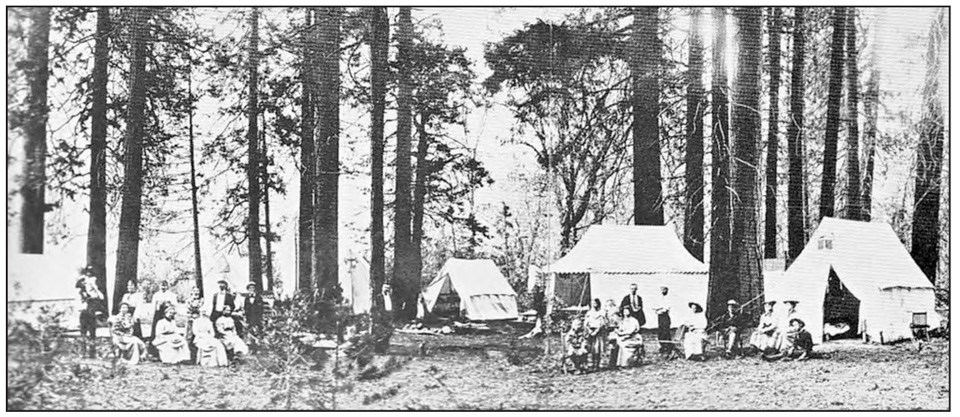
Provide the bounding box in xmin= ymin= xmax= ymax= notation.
xmin=631 ymin=7 xmax=663 ymax=226
xmin=20 ymin=7 xmax=51 ymax=254
xmin=786 ymin=7 xmax=807 ymax=262
xmin=763 ymin=7 xmax=782 ymax=259
xmin=819 ymin=7 xmax=846 ymax=220
xmin=684 ymin=8 xmax=705 ymax=261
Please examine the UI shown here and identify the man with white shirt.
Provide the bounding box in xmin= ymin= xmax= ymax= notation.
xmin=651 ymin=286 xmax=674 ymax=354
xmin=210 ymin=279 xmax=236 ymax=323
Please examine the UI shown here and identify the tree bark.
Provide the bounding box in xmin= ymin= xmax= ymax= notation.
xmin=910 ymin=10 xmax=945 ymax=284
xmin=763 ymin=7 xmax=782 ymax=259
xmin=730 ymin=7 xmax=764 ymax=315
xmin=707 ymin=7 xmax=732 ymax=320
xmin=246 ymin=8 xmax=263 ymax=294
xmin=860 ymin=67 xmax=879 ymax=221
xmin=683 ymin=8 xmax=705 ymax=261
xmin=187 ymin=62 xmax=204 ymax=297
xmin=819 ymin=7 xmax=846 ymax=220
xmin=299 ymin=9 xmax=316 ymax=292
xmin=112 ymin=7 xmax=152 ymax=313
xmin=20 ymin=7 xmax=51 ymax=254
xmin=786 ymin=7 xmax=807 ymax=262
xmin=314 ymin=7 xmax=340 ymax=293
xmin=843 ymin=7 xmax=862 ymax=221
xmin=261 ymin=115 xmax=274 ymax=294
xmin=412 ymin=115 xmax=430 ymax=291
xmin=631 ymin=7 xmax=663 ymax=226
xmin=369 ymin=6 xmax=390 ymax=346
xmin=393 ymin=7 xmax=416 ymax=319
xmin=87 ymin=7 xmax=110 ymax=301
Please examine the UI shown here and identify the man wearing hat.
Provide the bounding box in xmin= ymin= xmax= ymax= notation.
xmin=242 ymin=282 xmax=264 ymax=336
xmin=718 ymin=299 xmax=747 ymax=357
xmin=210 ymin=279 xmax=236 ymax=323
xmin=763 ymin=317 xmax=813 ymax=361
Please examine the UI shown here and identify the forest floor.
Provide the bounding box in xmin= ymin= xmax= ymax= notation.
xmin=7 ymin=322 xmax=949 ymax=410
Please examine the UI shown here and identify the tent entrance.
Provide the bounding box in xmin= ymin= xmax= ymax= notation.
xmin=823 ymin=268 xmax=860 ymax=339
xmin=554 ymin=273 xmax=590 ymax=307
xmin=433 ymin=292 xmax=462 ymax=318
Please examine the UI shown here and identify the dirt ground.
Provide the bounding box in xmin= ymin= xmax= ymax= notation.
xmin=7 ymin=323 xmax=949 ymax=410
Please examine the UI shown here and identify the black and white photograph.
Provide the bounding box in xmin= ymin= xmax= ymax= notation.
xmin=5 ymin=5 xmax=950 ymax=410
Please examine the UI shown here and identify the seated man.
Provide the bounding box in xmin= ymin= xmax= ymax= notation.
xmin=763 ymin=318 xmax=814 ymax=361
xmin=718 ymin=299 xmax=747 ymax=357
xmin=563 ymin=317 xmax=589 ymax=374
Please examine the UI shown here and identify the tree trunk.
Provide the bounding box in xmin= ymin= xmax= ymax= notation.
xmin=412 ymin=115 xmax=430 ymax=291
xmin=843 ymin=7 xmax=862 ymax=221
xmin=911 ymin=10 xmax=945 ymax=284
xmin=187 ymin=63 xmax=204 ymax=297
xmin=631 ymin=7 xmax=663 ymax=226
xmin=763 ymin=7 xmax=782 ymax=259
xmin=261 ymin=116 xmax=274 ymax=294
xmin=246 ymin=8 xmax=263 ymax=294
xmin=112 ymin=7 xmax=152 ymax=313
xmin=730 ymin=7 xmax=764 ymax=315
xmin=20 ymin=7 xmax=51 ymax=254
xmin=706 ymin=7 xmax=732 ymax=321
xmin=314 ymin=7 xmax=340 ymax=293
xmin=393 ymin=7 xmax=416 ymax=319
xmin=369 ymin=6 xmax=390 ymax=347
xmin=683 ymin=8 xmax=705 ymax=261
xmin=819 ymin=7 xmax=846 ymax=220
xmin=786 ymin=7 xmax=807 ymax=262
xmin=87 ymin=7 xmax=109 ymax=301
xmin=299 ymin=9 xmax=316 ymax=292
xmin=860 ymin=67 xmax=879 ymax=221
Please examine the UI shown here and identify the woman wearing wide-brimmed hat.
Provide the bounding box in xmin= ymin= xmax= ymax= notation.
xmin=681 ymin=302 xmax=707 ymax=360
xmin=750 ymin=300 xmax=779 ymax=354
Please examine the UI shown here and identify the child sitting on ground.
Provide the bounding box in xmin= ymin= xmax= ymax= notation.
xmin=563 ymin=317 xmax=589 ymax=373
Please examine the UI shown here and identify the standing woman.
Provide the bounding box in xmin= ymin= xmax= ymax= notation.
xmin=120 ymin=280 xmax=146 ymax=339
xmin=185 ymin=286 xmax=205 ymax=362
xmin=583 ymin=298 xmax=607 ymax=371
xmin=603 ymin=299 xmax=621 ymax=368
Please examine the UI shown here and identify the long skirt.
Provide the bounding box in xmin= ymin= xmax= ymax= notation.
xmin=155 ymin=338 xmax=191 ymax=364
xmin=220 ymin=333 xmax=249 ymax=356
xmin=195 ymin=337 xmax=229 ymax=367
xmin=616 ymin=336 xmax=643 ymax=367
xmin=683 ymin=329 xmax=706 ymax=359
xmin=750 ymin=330 xmax=778 ymax=352
xmin=114 ymin=336 xmax=146 ymax=365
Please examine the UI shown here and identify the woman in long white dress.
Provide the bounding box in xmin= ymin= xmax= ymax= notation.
xmin=216 ymin=305 xmax=249 ymax=357
xmin=110 ymin=302 xmax=147 ymax=365
xmin=750 ymin=301 xmax=779 ymax=353
xmin=192 ymin=315 xmax=229 ymax=367
xmin=152 ymin=305 xmax=191 ymax=364
xmin=682 ymin=302 xmax=707 ymax=360
xmin=615 ymin=306 xmax=643 ymax=368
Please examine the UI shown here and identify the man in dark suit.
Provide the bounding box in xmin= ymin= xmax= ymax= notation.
xmin=243 ymin=282 xmax=264 ymax=336
xmin=619 ymin=284 xmax=646 ymax=327
xmin=210 ymin=279 xmax=235 ymax=323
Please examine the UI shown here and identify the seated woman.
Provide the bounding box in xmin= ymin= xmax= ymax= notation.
xmin=563 ymin=317 xmax=589 ymax=374
xmin=614 ymin=305 xmax=643 ymax=369
xmin=152 ymin=305 xmax=191 ymax=364
xmin=682 ymin=302 xmax=707 ymax=361
xmin=192 ymin=315 xmax=229 ymax=367
xmin=764 ymin=318 xmax=814 ymax=361
xmin=750 ymin=301 xmax=779 ymax=354
xmin=110 ymin=302 xmax=147 ymax=365
xmin=215 ymin=305 xmax=249 ymax=358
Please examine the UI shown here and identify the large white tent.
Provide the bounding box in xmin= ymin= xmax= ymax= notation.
xmin=546 ymin=224 xmax=708 ymax=329
xmin=765 ymin=217 xmax=938 ymax=344
xmin=8 ymin=252 xmax=86 ymax=328
xmin=419 ymin=258 xmax=519 ymax=321
xmin=339 ymin=254 xmax=371 ymax=314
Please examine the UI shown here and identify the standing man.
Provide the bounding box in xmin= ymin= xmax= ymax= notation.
xmin=651 ymin=286 xmax=673 ymax=355
xmin=242 ymin=282 xmax=264 ymax=336
xmin=619 ymin=283 xmax=646 ymax=327
xmin=76 ymin=266 xmax=105 ymax=358
xmin=210 ymin=279 xmax=236 ymax=323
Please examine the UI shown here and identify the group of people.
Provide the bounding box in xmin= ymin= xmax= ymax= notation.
xmin=562 ymin=284 xmax=815 ymax=373
xmin=76 ymin=267 xmax=265 ymax=367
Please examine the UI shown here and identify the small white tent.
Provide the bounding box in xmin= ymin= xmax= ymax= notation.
xmin=419 ymin=258 xmax=519 ymax=321
xmin=546 ymin=224 xmax=709 ymax=329
xmin=8 ymin=253 xmax=85 ymax=328
xmin=765 ymin=217 xmax=938 ymax=344
xmin=339 ymin=254 xmax=371 ymax=314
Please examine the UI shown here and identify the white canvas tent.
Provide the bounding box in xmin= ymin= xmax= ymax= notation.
xmin=419 ymin=258 xmax=519 ymax=321
xmin=8 ymin=253 xmax=86 ymax=328
xmin=339 ymin=254 xmax=371 ymax=314
xmin=765 ymin=217 xmax=938 ymax=344
xmin=546 ymin=224 xmax=708 ymax=329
